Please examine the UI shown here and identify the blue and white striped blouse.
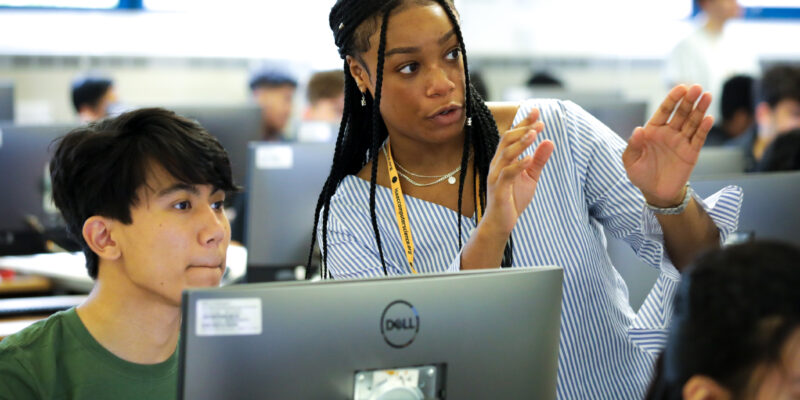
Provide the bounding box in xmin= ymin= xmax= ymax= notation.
xmin=320 ymin=99 xmax=742 ymax=399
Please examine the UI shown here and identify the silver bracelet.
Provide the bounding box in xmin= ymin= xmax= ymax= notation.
xmin=645 ymin=185 xmax=694 ymax=215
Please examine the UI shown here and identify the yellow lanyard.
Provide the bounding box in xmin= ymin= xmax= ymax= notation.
xmin=383 ymin=140 xmax=482 ymax=274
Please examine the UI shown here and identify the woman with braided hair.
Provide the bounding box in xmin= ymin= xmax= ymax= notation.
xmin=309 ymin=0 xmax=743 ymax=397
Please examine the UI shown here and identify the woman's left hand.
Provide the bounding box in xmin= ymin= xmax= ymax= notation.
xmin=622 ymin=84 xmax=714 ymax=207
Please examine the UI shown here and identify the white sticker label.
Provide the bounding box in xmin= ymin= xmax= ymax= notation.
xmin=256 ymin=146 xmax=293 ymax=169
xmin=196 ymin=298 xmax=262 ymax=336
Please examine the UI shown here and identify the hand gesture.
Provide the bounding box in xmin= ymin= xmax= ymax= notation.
xmin=623 ymin=84 xmax=713 ymax=207
xmin=483 ymin=108 xmax=554 ymax=235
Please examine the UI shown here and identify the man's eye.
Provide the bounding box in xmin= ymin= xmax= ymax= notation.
xmin=174 ymin=201 xmax=191 ymax=210
xmin=212 ymin=201 xmax=225 ymax=210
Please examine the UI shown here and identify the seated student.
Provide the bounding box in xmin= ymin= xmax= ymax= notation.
xmin=755 ymin=128 xmax=800 ymax=172
xmin=71 ymin=74 xmax=120 ymax=123
xmin=297 ymin=69 xmax=345 ymax=142
xmin=0 ymin=108 xmax=237 ymax=399
xmin=741 ymin=65 xmax=800 ymax=171
xmin=249 ymin=66 xmax=298 ymax=141
xmin=645 ymin=240 xmax=800 ymax=399
xmin=704 ymin=75 xmax=754 ymax=146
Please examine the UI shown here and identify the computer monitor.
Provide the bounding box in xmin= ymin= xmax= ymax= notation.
xmin=609 ymin=170 xmax=800 ymax=311
xmin=243 ymin=142 xmax=335 ymax=270
xmin=691 ymin=147 xmax=746 ymax=178
xmin=0 ymin=124 xmax=78 ymax=254
xmin=692 ymin=171 xmax=800 ymax=245
xmin=581 ymin=101 xmax=647 ymax=141
xmin=179 ymin=266 xmax=563 ymax=399
xmin=0 ymin=81 xmax=13 ymax=123
xmin=168 ymin=105 xmax=262 ymax=188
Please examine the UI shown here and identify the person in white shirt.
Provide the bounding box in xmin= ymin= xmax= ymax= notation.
xmin=665 ymin=0 xmax=759 ymax=120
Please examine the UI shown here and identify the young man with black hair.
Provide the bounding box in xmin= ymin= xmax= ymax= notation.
xmin=704 ymin=75 xmax=754 ymax=146
xmin=70 ymin=74 xmax=119 ymax=123
xmin=0 ymin=108 xmax=238 ymax=399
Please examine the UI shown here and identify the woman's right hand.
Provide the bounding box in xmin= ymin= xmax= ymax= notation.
xmin=483 ymin=107 xmax=554 ymax=237
xmin=460 ymin=107 xmax=553 ymax=270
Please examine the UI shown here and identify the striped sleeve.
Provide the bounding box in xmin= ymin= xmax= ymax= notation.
xmin=319 ymin=195 xmax=404 ymax=280
xmin=561 ymin=100 xmax=744 ymax=355
xmin=561 ymin=100 xmax=667 ymax=269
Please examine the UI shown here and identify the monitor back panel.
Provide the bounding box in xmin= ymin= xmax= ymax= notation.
xmin=693 ymin=171 xmax=800 ymax=245
xmin=0 ymin=124 xmax=75 ymax=232
xmin=180 ymin=267 xmax=563 ymax=399
xmin=243 ymin=142 xmax=335 ymax=267
xmin=691 ymin=147 xmax=747 ymax=178
xmin=0 ymin=82 xmax=13 ymax=123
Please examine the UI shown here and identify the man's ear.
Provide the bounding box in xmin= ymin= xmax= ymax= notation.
xmin=346 ymin=55 xmax=371 ymax=95
xmin=82 ymin=216 xmax=121 ymax=261
xmin=683 ymin=375 xmax=732 ymax=400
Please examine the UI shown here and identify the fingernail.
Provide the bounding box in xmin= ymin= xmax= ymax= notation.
xmin=523 ymin=132 xmax=533 ymax=142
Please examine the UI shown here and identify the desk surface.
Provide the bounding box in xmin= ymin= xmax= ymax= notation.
xmin=0 ymin=275 xmax=52 ymax=295
xmin=0 ymin=244 xmax=248 ymax=292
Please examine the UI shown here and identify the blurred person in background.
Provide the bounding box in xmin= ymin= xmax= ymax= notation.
xmin=741 ymin=65 xmax=800 ymax=171
xmin=704 ymin=75 xmax=754 ymax=146
xmin=645 ymin=241 xmax=800 ymax=400
xmin=755 ymin=128 xmax=800 ymax=172
xmin=297 ymin=70 xmax=345 ymax=142
xmin=303 ymin=70 xmax=345 ymax=123
xmin=71 ymin=74 xmax=121 ymax=123
xmin=666 ymin=0 xmax=758 ymax=121
xmin=249 ymin=66 xmax=298 ymax=141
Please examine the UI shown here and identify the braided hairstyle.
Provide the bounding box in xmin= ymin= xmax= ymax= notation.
xmin=308 ymin=0 xmax=513 ymax=279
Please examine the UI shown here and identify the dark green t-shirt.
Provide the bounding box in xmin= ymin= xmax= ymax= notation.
xmin=0 ymin=308 xmax=177 ymax=400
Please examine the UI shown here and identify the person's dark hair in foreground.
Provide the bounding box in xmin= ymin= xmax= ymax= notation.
xmin=646 ymin=240 xmax=800 ymax=400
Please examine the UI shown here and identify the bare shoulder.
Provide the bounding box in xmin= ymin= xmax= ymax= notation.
xmin=487 ymin=102 xmax=521 ymax=134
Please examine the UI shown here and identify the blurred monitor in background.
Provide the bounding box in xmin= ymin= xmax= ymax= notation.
xmin=297 ymin=70 xmax=344 ymax=143
xmin=249 ymin=66 xmax=297 ymax=142
xmin=755 ymin=128 xmax=800 ymax=172
xmin=0 ymin=123 xmax=79 ymax=255
xmin=704 ymin=75 xmax=754 ymax=146
xmin=665 ymin=0 xmax=759 ymax=121
xmin=0 ymin=81 xmax=13 ymax=123
xmin=70 ymin=74 xmax=121 ymax=123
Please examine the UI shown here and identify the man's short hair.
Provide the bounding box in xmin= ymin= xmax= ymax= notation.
xmin=720 ymin=75 xmax=754 ymax=122
xmin=249 ymin=67 xmax=298 ymax=91
xmin=71 ymin=75 xmax=113 ymax=113
xmin=306 ymin=70 xmax=345 ymax=104
xmin=758 ymin=65 xmax=800 ymax=108
xmin=49 ymin=108 xmax=239 ymax=279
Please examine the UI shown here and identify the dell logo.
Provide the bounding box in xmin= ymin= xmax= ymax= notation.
xmin=380 ymin=300 xmax=419 ymax=348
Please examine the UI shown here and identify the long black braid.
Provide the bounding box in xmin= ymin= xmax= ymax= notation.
xmin=308 ymin=0 xmax=513 ymax=279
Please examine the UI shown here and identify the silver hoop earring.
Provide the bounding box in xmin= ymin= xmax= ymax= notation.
xmin=361 ymin=92 xmax=367 ymax=107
